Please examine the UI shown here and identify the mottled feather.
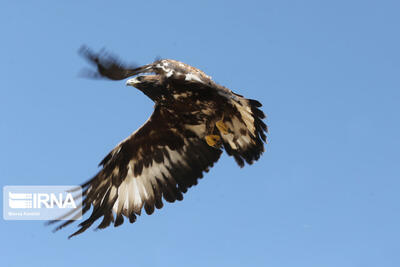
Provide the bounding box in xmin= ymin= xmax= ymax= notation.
xmin=49 ymin=47 xmax=267 ymax=238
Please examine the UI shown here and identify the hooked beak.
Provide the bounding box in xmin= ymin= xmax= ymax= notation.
xmin=126 ymin=77 xmax=139 ymax=86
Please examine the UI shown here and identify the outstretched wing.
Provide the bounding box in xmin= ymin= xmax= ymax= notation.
xmin=218 ymin=93 xmax=268 ymax=167
xmin=79 ymin=46 xmax=147 ymax=80
xmin=50 ymin=105 xmax=222 ymax=238
xmin=166 ymin=77 xmax=268 ymax=168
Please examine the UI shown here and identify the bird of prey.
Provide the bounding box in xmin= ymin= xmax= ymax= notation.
xmin=49 ymin=46 xmax=268 ymax=238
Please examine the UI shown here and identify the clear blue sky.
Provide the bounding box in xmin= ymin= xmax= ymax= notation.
xmin=1 ymin=1 xmax=399 ymax=266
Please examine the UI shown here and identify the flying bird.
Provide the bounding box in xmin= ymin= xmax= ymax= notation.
xmin=49 ymin=46 xmax=268 ymax=238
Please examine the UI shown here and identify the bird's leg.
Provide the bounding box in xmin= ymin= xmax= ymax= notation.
xmin=205 ymin=119 xmax=222 ymax=148
xmin=216 ymin=119 xmax=229 ymax=135
xmin=216 ymin=121 xmax=228 ymax=134
xmin=205 ymin=135 xmax=222 ymax=148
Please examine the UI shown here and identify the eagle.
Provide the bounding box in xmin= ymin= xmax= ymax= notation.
xmin=49 ymin=46 xmax=268 ymax=238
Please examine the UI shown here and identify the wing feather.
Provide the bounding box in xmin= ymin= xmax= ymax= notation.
xmin=50 ymin=48 xmax=267 ymax=237
xmin=51 ymin=105 xmax=222 ymax=238
xmin=167 ymin=77 xmax=268 ymax=168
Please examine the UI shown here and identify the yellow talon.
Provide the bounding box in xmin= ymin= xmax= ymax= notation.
xmin=205 ymin=135 xmax=221 ymax=147
xmin=216 ymin=120 xmax=229 ymax=135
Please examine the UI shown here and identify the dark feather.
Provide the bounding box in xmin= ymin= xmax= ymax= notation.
xmin=50 ymin=47 xmax=267 ymax=238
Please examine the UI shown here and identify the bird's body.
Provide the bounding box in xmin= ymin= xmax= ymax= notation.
xmin=50 ymin=47 xmax=268 ymax=238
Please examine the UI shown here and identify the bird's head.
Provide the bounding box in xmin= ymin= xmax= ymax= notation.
xmin=126 ymin=75 xmax=164 ymax=102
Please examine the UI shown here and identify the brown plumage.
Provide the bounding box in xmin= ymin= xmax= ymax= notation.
xmin=48 ymin=46 xmax=268 ymax=238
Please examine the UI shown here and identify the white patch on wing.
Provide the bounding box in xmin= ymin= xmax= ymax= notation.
xmin=132 ymin=173 xmax=143 ymax=211
xmin=240 ymin=134 xmax=252 ymax=144
xmin=185 ymin=124 xmax=206 ymax=137
xmin=112 ymin=165 xmax=142 ymax=215
xmin=166 ymin=146 xmax=189 ymax=168
xmin=232 ymin=101 xmax=255 ymax=135
xmin=108 ymin=185 xmax=117 ymax=207
xmin=185 ymin=73 xmax=203 ymax=83
xmin=116 ymin=180 xmax=128 ymax=214
xmin=111 ymin=143 xmax=191 ymax=216
xmin=222 ymin=120 xmax=238 ymax=150
xmin=219 ymin=99 xmax=257 ymax=152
